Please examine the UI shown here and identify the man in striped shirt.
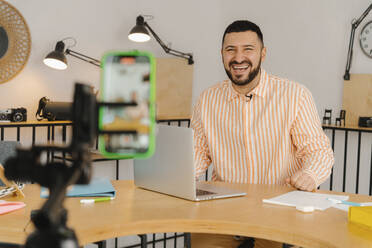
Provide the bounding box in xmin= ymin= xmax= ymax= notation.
xmin=192 ymin=20 xmax=334 ymax=192
xmin=191 ymin=19 xmax=334 ymax=248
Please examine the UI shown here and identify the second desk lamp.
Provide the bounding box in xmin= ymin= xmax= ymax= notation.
xmin=128 ymin=15 xmax=194 ymax=65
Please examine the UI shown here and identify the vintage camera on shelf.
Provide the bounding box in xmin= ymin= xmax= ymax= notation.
xmin=0 ymin=108 xmax=27 ymax=122
xmin=358 ymin=117 xmax=372 ymax=128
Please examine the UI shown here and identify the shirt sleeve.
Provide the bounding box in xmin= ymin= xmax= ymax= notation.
xmin=191 ymin=95 xmax=212 ymax=179
xmin=290 ymin=87 xmax=335 ymax=187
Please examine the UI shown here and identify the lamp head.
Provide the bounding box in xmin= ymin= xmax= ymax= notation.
xmin=43 ymin=41 xmax=68 ymax=70
xmin=128 ymin=15 xmax=151 ymax=42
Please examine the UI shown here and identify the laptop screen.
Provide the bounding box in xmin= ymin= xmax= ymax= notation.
xmin=133 ymin=125 xmax=197 ymax=200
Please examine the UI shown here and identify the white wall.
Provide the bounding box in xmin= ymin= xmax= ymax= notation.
xmin=2 ymin=0 xmax=372 ymax=116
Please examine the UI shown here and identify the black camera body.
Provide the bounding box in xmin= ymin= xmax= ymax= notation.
xmin=358 ymin=117 xmax=372 ymax=127
xmin=36 ymin=97 xmax=71 ymax=121
xmin=0 ymin=108 xmax=27 ymax=122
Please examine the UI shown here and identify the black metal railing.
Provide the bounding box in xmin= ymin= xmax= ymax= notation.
xmin=0 ymin=121 xmax=73 ymax=163
xmin=157 ymin=119 xmax=191 ymax=128
xmin=0 ymin=121 xmax=72 ymax=144
xmin=322 ymin=125 xmax=372 ymax=195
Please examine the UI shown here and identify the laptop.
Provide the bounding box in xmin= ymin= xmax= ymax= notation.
xmin=134 ymin=125 xmax=246 ymax=201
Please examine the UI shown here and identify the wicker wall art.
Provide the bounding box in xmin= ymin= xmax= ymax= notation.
xmin=0 ymin=0 xmax=31 ymax=84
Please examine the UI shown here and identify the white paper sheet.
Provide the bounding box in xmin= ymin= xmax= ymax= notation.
xmin=262 ymin=191 xmax=349 ymax=211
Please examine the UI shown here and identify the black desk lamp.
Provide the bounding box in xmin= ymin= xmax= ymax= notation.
xmin=344 ymin=4 xmax=372 ymax=80
xmin=44 ymin=38 xmax=100 ymax=70
xmin=128 ymin=15 xmax=194 ymax=65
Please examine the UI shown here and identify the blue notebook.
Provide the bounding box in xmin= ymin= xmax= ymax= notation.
xmin=41 ymin=178 xmax=116 ymax=198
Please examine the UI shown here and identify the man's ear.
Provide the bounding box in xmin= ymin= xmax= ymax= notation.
xmin=261 ymin=46 xmax=267 ymax=63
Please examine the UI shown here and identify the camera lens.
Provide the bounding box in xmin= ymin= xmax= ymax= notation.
xmin=13 ymin=112 xmax=23 ymax=122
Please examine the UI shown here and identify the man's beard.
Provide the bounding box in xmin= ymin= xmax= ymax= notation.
xmin=225 ymin=58 xmax=261 ymax=86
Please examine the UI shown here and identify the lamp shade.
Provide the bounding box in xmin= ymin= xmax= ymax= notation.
xmin=43 ymin=41 xmax=67 ymax=70
xmin=128 ymin=15 xmax=151 ymax=42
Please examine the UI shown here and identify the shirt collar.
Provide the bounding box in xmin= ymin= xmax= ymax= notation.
xmin=227 ymin=69 xmax=269 ymax=101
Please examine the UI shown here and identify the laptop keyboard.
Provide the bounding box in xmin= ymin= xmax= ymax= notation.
xmin=196 ymin=188 xmax=215 ymax=196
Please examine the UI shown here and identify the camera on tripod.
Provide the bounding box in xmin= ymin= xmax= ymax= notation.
xmin=0 ymin=108 xmax=27 ymax=122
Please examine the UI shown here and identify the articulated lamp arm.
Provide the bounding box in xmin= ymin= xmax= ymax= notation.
xmin=144 ymin=22 xmax=194 ymax=65
xmin=344 ymin=4 xmax=372 ymax=80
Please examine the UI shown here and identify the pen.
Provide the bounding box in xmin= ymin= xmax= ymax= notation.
xmin=327 ymin=198 xmax=362 ymax=207
xmin=80 ymin=197 xmax=115 ymax=204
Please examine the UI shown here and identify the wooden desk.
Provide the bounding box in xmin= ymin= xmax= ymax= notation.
xmin=1 ymin=180 xmax=372 ymax=248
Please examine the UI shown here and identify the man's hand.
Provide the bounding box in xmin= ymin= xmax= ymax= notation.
xmin=285 ymin=170 xmax=317 ymax=192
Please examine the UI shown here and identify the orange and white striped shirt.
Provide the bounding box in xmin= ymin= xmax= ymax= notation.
xmin=191 ymin=69 xmax=334 ymax=186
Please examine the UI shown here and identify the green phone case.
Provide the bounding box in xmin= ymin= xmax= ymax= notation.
xmin=98 ymin=50 xmax=156 ymax=159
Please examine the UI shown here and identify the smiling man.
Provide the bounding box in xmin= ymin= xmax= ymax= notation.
xmin=191 ymin=20 xmax=334 ymax=247
xmin=222 ymin=29 xmax=264 ymax=94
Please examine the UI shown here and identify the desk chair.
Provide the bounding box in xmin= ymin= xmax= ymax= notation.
xmin=335 ymin=110 xmax=346 ymax=126
xmin=0 ymin=141 xmax=19 ymax=163
xmin=0 ymin=141 xmax=20 ymax=186
xmin=322 ymin=109 xmax=332 ymax=125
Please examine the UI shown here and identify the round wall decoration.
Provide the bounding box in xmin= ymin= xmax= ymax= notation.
xmin=0 ymin=0 xmax=31 ymax=84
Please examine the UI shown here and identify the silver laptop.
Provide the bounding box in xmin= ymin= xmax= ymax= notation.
xmin=134 ymin=125 xmax=246 ymax=201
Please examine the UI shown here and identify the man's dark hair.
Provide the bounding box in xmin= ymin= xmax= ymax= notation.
xmin=222 ymin=20 xmax=264 ymax=46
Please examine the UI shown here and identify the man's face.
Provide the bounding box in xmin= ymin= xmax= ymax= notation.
xmin=222 ymin=31 xmax=266 ymax=86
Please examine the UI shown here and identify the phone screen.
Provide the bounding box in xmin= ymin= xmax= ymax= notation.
xmin=98 ymin=51 xmax=155 ymax=158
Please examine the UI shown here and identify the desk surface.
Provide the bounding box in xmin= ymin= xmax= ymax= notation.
xmin=1 ymin=180 xmax=372 ymax=248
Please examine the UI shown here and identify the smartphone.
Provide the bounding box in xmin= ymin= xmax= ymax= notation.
xmin=98 ymin=51 xmax=156 ymax=159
